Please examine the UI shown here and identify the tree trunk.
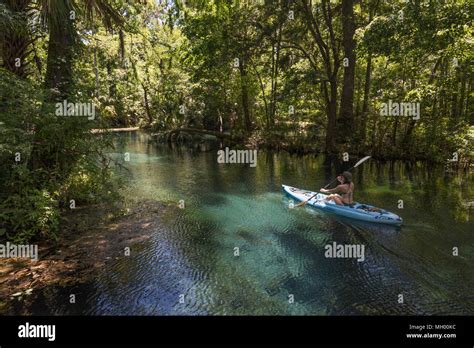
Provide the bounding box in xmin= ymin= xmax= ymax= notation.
xmin=94 ymin=46 xmax=99 ymax=97
xmin=391 ymin=117 xmax=399 ymax=147
xmin=252 ymin=65 xmax=269 ymax=127
xmin=106 ymin=62 xmax=116 ymax=98
xmin=142 ymin=83 xmax=153 ymax=125
xmin=360 ymin=53 xmax=372 ymax=144
xmin=269 ymin=21 xmax=283 ymax=126
xmin=450 ymin=66 xmax=460 ymax=129
xmin=458 ymin=71 xmax=466 ymax=120
xmin=119 ymin=30 xmax=125 ymax=62
xmin=239 ymin=57 xmax=252 ymax=132
xmin=338 ymin=0 xmax=356 ymax=143
xmin=298 ymin=0 xmax=340 ymax=153
xmin=402 ymin=79 xmax=418 ymax=150
xmin=44 ymin=14 xmax=75 ymax=99
xmin=326 ymin=78 xmax=338 ymax=153
xmin=354 ymin=69 xmax=362 ymax=133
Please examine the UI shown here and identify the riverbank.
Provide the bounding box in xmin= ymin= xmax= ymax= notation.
xmin=0 ymin=199 xmax=171 ymax=314
xmin=151 ymin=127 xmax=473 ymax=167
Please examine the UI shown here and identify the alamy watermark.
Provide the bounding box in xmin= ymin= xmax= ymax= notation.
xmin=0 ymin=242 xmax=38 ymax=261
xmin=18 ymin=322 xmax=55 ymax=341
xmin=324 ymin=242 xmax=365 ymax=262
xmin=380 ymin=100 xmax=420 ymax=120
xmin=217 ymin=147 xmax=257 ymax=167
xmin=55 ymin=100 xmax=95 ymax=120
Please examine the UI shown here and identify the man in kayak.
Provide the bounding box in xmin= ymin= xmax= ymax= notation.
xmin=320 ymin=171 xmax=354 ymax=206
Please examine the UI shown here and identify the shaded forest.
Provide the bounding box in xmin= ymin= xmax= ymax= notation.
xmin=0 ymin=0 xmax=472 ymax=241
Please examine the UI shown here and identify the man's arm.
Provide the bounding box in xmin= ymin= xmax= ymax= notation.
xmin=321 ymin=185 xmax=343 ymax=193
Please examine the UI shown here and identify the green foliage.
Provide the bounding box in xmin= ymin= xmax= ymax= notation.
xmin=0 ymin=67 xmax=118 ymax=242
xmin=62 ymin=155 xmax=123 ymax=206
xmin=0 ymin=0 xmax=473 ymax=241
xmin=0 ymin=189 xmax=60 ymax=243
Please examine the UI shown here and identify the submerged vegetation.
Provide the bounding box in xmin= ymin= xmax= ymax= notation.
xmin=0 ymin=0 xmax=472 ymax=241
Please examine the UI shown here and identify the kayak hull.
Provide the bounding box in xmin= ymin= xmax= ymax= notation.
xmin=282 ymin=185 xmax=403 ymax=225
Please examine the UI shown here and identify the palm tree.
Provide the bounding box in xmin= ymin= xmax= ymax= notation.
xmin=1 ymin=0 xmax=124 ymax=97
xmin=39 ymin=0 xmax=124 ymax=99
xmin=0 ymin=0 xmax=31 ymax=78
xmin=34 ymin=0 xmax=124 ymax=173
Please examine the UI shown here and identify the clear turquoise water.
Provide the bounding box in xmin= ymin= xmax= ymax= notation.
xmin=11 ymin=131 xmax=474 ymax=315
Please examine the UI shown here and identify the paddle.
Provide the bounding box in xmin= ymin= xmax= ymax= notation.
xmin=295 ymin=155 xmax=371 ymax=207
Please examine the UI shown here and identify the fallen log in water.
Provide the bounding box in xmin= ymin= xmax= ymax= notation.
xmin=164 ymin=127 xmax=234 ymax=140
xmin=91 ymin=127 xmax=140 ymax=134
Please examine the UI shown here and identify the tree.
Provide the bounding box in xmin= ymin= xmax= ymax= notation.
xmin=296 ymin=0 xmax=341 ymax=153
xmin=338 ymin=0 xmax=356 ymax=143
xmin=0 ymin=0 xmax=34 ymax=78
xmin=41 ymin=0 xmax=123 ymax=99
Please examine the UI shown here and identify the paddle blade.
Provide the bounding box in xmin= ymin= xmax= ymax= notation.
xmin=354 ymin=155 xmax=371 ymax=168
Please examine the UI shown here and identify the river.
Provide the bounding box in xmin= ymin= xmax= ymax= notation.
xmin=8 ymin=131 xmax=474 ymax=315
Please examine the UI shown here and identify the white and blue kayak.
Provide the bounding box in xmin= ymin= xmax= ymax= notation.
xmin=282 ymin=185 xmax=403 ymax=225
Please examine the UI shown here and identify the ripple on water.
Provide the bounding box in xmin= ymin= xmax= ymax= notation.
xmin=11 ymin=135 xmax=472 ymax=316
